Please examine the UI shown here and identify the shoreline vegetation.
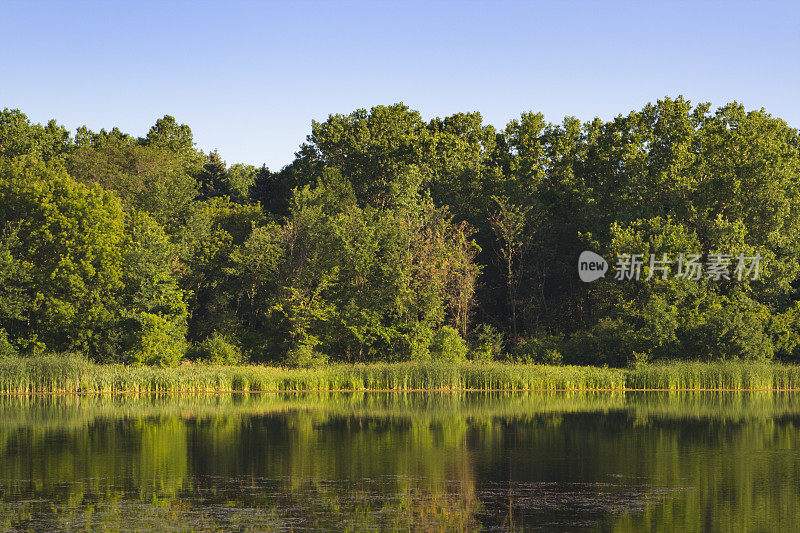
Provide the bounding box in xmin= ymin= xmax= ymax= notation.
xmin=4 ymin=355 xmax=800 ymax=394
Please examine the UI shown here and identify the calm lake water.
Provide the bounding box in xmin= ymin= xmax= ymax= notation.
xmin=1 ymin=392 xmax=799 ymax=531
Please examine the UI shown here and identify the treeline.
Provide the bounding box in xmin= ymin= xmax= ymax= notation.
xmin=1 ymin=97 xmax=800 ymax=366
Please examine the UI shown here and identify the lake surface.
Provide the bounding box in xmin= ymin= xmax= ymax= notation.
xmin=1 ymin=392 xmax=799 ymax=531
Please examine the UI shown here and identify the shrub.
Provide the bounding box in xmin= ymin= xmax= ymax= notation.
xmin=682 ymin=294 xmax=774 ymax=361
xmin=771 ymin=302 xmax=800 ymax=362
xmin=401 ymin=323 xmax=434 ymax=362
xmin=0 ymin=329 xmax=17 ymax=358
xmin=514 ymin=334 xmax=564 ymax=365
xmin=429 ymin=326 xmax=468 ymax=363
xmin=563 ymin=319 xmax=637 ymax=367
xmin=125 ymin=313 xmax=186 ymax=367
xmin=469 ymin=324 xmax=504 ymax=362
xmin=190 ymin=331 xmax=242 ymax=365
xmin=286 ymin=335 xmax=328 ymax=368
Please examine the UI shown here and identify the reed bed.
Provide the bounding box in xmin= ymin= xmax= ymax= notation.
xmin=625 ymin=361 xmax=800 ymax=390
xmin=2 ymin=355 xmax=800 ymax=394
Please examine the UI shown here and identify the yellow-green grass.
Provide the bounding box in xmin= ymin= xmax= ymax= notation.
xmin=2 ymin=355 xmax=800 ymax=394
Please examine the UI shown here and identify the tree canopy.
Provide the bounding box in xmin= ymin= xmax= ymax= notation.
xmin=1 ymin=99 xmax=799 ymax=366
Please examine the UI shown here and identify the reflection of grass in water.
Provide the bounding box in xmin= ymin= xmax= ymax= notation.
xmin=626 ymin=391 xmax=800 ymax=423
xmin=1 ymin=391 xmax=800 ymax=433
xmin=0 ymin=391 xmax=624 ymax=430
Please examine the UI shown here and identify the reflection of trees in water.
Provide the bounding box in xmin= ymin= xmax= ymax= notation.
xmin=0 ymin=392 xmax=799 ymax=530
xmin=0 ymin=400 xmax=483 ymax=530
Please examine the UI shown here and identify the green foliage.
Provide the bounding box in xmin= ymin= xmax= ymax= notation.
xmin=2 ymin=99 xmax=800 ymax=367
xmin=682 ymin=293 xmax=774 ymax=361
xmin=0 ymin=329 xmax=16 ymax=359
xmin=142 ymin=115 xmax=200 ymax=164
xmin=125 ymin=312 xmax=186 ymax=367
xmin=114 ymin=211 xmax=188 ymax=364
xmin=218 ymin=171 xmax=481 ymax=364
xmin=249 ymin=165 xmax=300 ymax=220
xmin=429 ymin=327 xmax=468 ymax=363
xmin=770 ymin=303 xmax=800 ymax=362
xmin=67 ymin=139 xmax=198 ymax=231
xmin=0 ymin=225 xmax=31 ymax=354
xmin=0 ymin=108 xmax=71 ymax=162
xmin=197 ymin=150 xmax=233 ymax=200
xmin=0 ymin=155 xmax=126 ymax=355
xmin=190 ymin=332 xmax=242 ymax=365
xmin=226 ymin=163 xmax=258 ymax=202
xmin=469 ymin=324 xmax=504 ymax=362
xmin=514 ymin=334 xmax=564 ymax=365
xmin=286 ymin=335 xmax=328 ymax=368
xmin=179 ymin=197 xmax=265 ymax=347
xmin=300 ymin=104 xmax=429 ymax=205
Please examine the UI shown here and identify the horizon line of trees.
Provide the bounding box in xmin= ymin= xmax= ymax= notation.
xmin=2 ymin=96 xmax=800 ymax=366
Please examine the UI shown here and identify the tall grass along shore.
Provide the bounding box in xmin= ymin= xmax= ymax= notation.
xmin=3 ymin=355 xmax=800 ymax=394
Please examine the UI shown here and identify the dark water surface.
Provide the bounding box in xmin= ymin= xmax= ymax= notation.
xmin=1 ymin=392 xmax=799 ymax=531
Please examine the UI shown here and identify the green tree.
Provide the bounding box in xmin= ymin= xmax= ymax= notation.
xmin=0 ymin=108 xmax=71 ymax=163
xmin=142 ymin=115 xmax=202 ymax=165
xmin=0 ymin=156 xmax=125 ymax=354
xmin=488 ymin=195 xmax=537 ymax=344
xmin=68 ymin=138 xmax=198 ymax=231
xmin=226 ymin=163 xmax=258 ymax=203
xmin=213 ymin=171 xmax=480 ymax=363
xmin=197 ymin=150 xmax=233 ymax=200
xmin=115 ymin=211 xmax=188 ymax=365
xmin=179 ymin=197 xmax=265 ymax=346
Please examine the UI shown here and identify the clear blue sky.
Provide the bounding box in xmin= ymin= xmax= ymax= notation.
xmin=2 ymin=0 xmax=798 ymax=168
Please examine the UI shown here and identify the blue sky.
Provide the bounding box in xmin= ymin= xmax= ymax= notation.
xmin=2 ymin=0 xmax=798 ymax=168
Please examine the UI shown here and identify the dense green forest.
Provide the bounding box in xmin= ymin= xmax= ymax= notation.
xmin=2 ymin=97 xmax=800 ymax=367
